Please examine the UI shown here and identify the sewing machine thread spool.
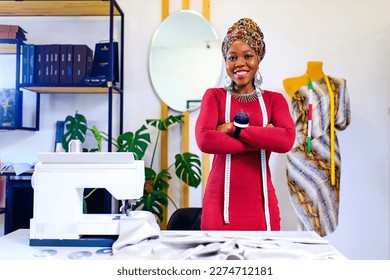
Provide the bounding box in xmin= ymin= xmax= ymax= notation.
xmin=68 ymin=139 xmax=82 ymax=153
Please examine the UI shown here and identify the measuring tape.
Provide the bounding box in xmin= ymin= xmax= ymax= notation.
xmin=307 ymin=78 xmax=313 ymax=154
xmin=224 ymin=92 xmax=271 ymax=230
xmin=324 ymin=76 xmax=336 ymax=186
xmin=307 ymin=76 xmax=336 ymax=186
xmin=223 ymin=94 xmax=232 ymax=224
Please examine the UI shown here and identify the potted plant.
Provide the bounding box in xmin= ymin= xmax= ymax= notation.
xmin=62 ymin=111 xmax=202 ymax=223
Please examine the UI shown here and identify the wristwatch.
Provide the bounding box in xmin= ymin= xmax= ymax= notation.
xmin=233 ymin=112 xmax=250 ymax=139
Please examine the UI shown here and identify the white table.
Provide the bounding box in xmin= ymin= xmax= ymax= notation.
xmin=0 ymin=229 xmax=346 ymax=260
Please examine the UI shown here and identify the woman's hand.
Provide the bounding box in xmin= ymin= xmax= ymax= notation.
xmin=217 ymin=122 xmax=233 ymax=134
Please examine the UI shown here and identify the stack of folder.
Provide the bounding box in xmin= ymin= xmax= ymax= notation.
xmin=0 ymin=24 xmax=27 ymax=41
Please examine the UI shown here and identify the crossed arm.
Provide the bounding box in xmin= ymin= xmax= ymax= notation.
xmin=195 ymin=90 xmax=296 ymax=155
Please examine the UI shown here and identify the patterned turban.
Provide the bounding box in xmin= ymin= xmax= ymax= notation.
xmin=221 ymin=18 xmax=266 ymax=63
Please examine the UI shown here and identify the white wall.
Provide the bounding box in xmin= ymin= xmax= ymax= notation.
xmin=0 ymin=0 xmax=389 ymax=260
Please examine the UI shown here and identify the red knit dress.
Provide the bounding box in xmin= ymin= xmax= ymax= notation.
xmin=195 ymin=88 xmax=295 ymax=230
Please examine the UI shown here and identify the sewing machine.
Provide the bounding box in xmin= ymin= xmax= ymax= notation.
xmin=29 ymin=152 xmax=145 ymax=246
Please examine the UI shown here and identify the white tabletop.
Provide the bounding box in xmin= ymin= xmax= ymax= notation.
xmin=0 ymin=229 xmax=346 ymax=260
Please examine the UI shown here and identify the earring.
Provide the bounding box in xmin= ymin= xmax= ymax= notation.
xmin=224 ymin=74 xmax=233 ymax=91
xmin=254 ymin=69 xmax=263 ymax=94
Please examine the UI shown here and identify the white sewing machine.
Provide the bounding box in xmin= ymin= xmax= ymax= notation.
xmin=29 ymin=152 xmax=145 ymax=246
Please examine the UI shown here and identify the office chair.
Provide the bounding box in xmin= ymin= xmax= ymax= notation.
xmin=166 ymin=207 xmax=202 ymax=230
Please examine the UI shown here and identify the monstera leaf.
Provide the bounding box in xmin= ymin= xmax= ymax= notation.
xmin=62 ymin=111 xmax=88 ymax=151
xmin=116 ymin=125 xmax=150 ymax=159
xmin=175 ymin=152 xmax=202 ymax=188
xmin=132 ymin=167 xmax=170 ymax=219
xmin=153 ymin=169 xmax=171 ymax=191
xmin=132 ymin=188 xmax=168 ymax=222
xmin=146 ymin=115 xmax=184 ymax=131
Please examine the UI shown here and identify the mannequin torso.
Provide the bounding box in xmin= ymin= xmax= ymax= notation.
xmin=283 ymin=61 xmax=325 ymax=98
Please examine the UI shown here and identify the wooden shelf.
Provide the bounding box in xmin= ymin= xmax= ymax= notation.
xmin=23 ymin=85 xmax=120 ymax=94
xmin=0 ymin=0 xmax=121 ymax=16
xmin=0 ymin=169 xmax=34 ymax=174
xmin=0 ymin=43 xmax=18 ymax=54
xmin=0 ymin=39 xmax=23 ymax=54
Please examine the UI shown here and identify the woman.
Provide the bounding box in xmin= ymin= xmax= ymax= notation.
xmin=195 ymin=18 xmax=295 ymax=230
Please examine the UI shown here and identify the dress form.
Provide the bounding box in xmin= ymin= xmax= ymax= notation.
xmin=283 ymin=61 xmax=325 ymax=98
xmin=284 ymin=61 xmax=351 ymax=236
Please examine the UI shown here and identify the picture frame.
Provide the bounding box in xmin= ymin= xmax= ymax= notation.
xmin=186 ymin=99 xmax=201 ymax=111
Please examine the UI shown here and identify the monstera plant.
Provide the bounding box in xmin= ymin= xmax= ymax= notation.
xmin=62 ymin=111 xmax=202 ymax=223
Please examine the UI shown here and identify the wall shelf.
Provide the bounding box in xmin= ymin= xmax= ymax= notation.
xmin=0 ymin=43 xmax=17 ymax=54
xmin=22 ymin=86 xmax=121 ymax=94
xmin=0 ymin=0 xmax=121 ymax=16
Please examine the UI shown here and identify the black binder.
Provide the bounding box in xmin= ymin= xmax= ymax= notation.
xmin=90 ymin=41 xmax=119 ymax=83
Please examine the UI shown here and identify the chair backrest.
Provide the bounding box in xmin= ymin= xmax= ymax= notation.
xmin=166 ymin=207 xmax=202 ymax=230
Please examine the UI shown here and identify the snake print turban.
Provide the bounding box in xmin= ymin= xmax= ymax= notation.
xmin=221 ymin=18 xmax=266 ymax=63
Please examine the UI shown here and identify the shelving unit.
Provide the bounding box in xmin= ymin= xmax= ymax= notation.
xmin=0 ymin=0 xmax=125 ymax=217
xmin=0 ymin=0 xmax=124 ymax=151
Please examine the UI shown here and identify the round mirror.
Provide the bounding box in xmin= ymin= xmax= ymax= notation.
xmin=149 ymin=10 xmax=222 ymax=112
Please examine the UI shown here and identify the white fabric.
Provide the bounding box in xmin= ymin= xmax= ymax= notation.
xmin=111 ymin=231 xmax=339 ymax=260
xmin=0 ymin=229 xmax=346 ymax=260
xmin=112 ymin=211 xmax=160 ymax=253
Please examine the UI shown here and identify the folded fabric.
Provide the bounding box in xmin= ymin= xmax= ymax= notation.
xmin=112 ymin=211 xmax=161 ymax=254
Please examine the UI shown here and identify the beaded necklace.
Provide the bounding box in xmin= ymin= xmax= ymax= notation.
xmin=228 ymin=90 xmax=260 ymax=103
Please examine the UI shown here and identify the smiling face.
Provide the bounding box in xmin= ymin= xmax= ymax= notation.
xmin=225 ymin=40 xmax=259 ymax=94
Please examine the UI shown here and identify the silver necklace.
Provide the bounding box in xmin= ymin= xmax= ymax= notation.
xmin=228 ymin=89 xmax=260 ymax=103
